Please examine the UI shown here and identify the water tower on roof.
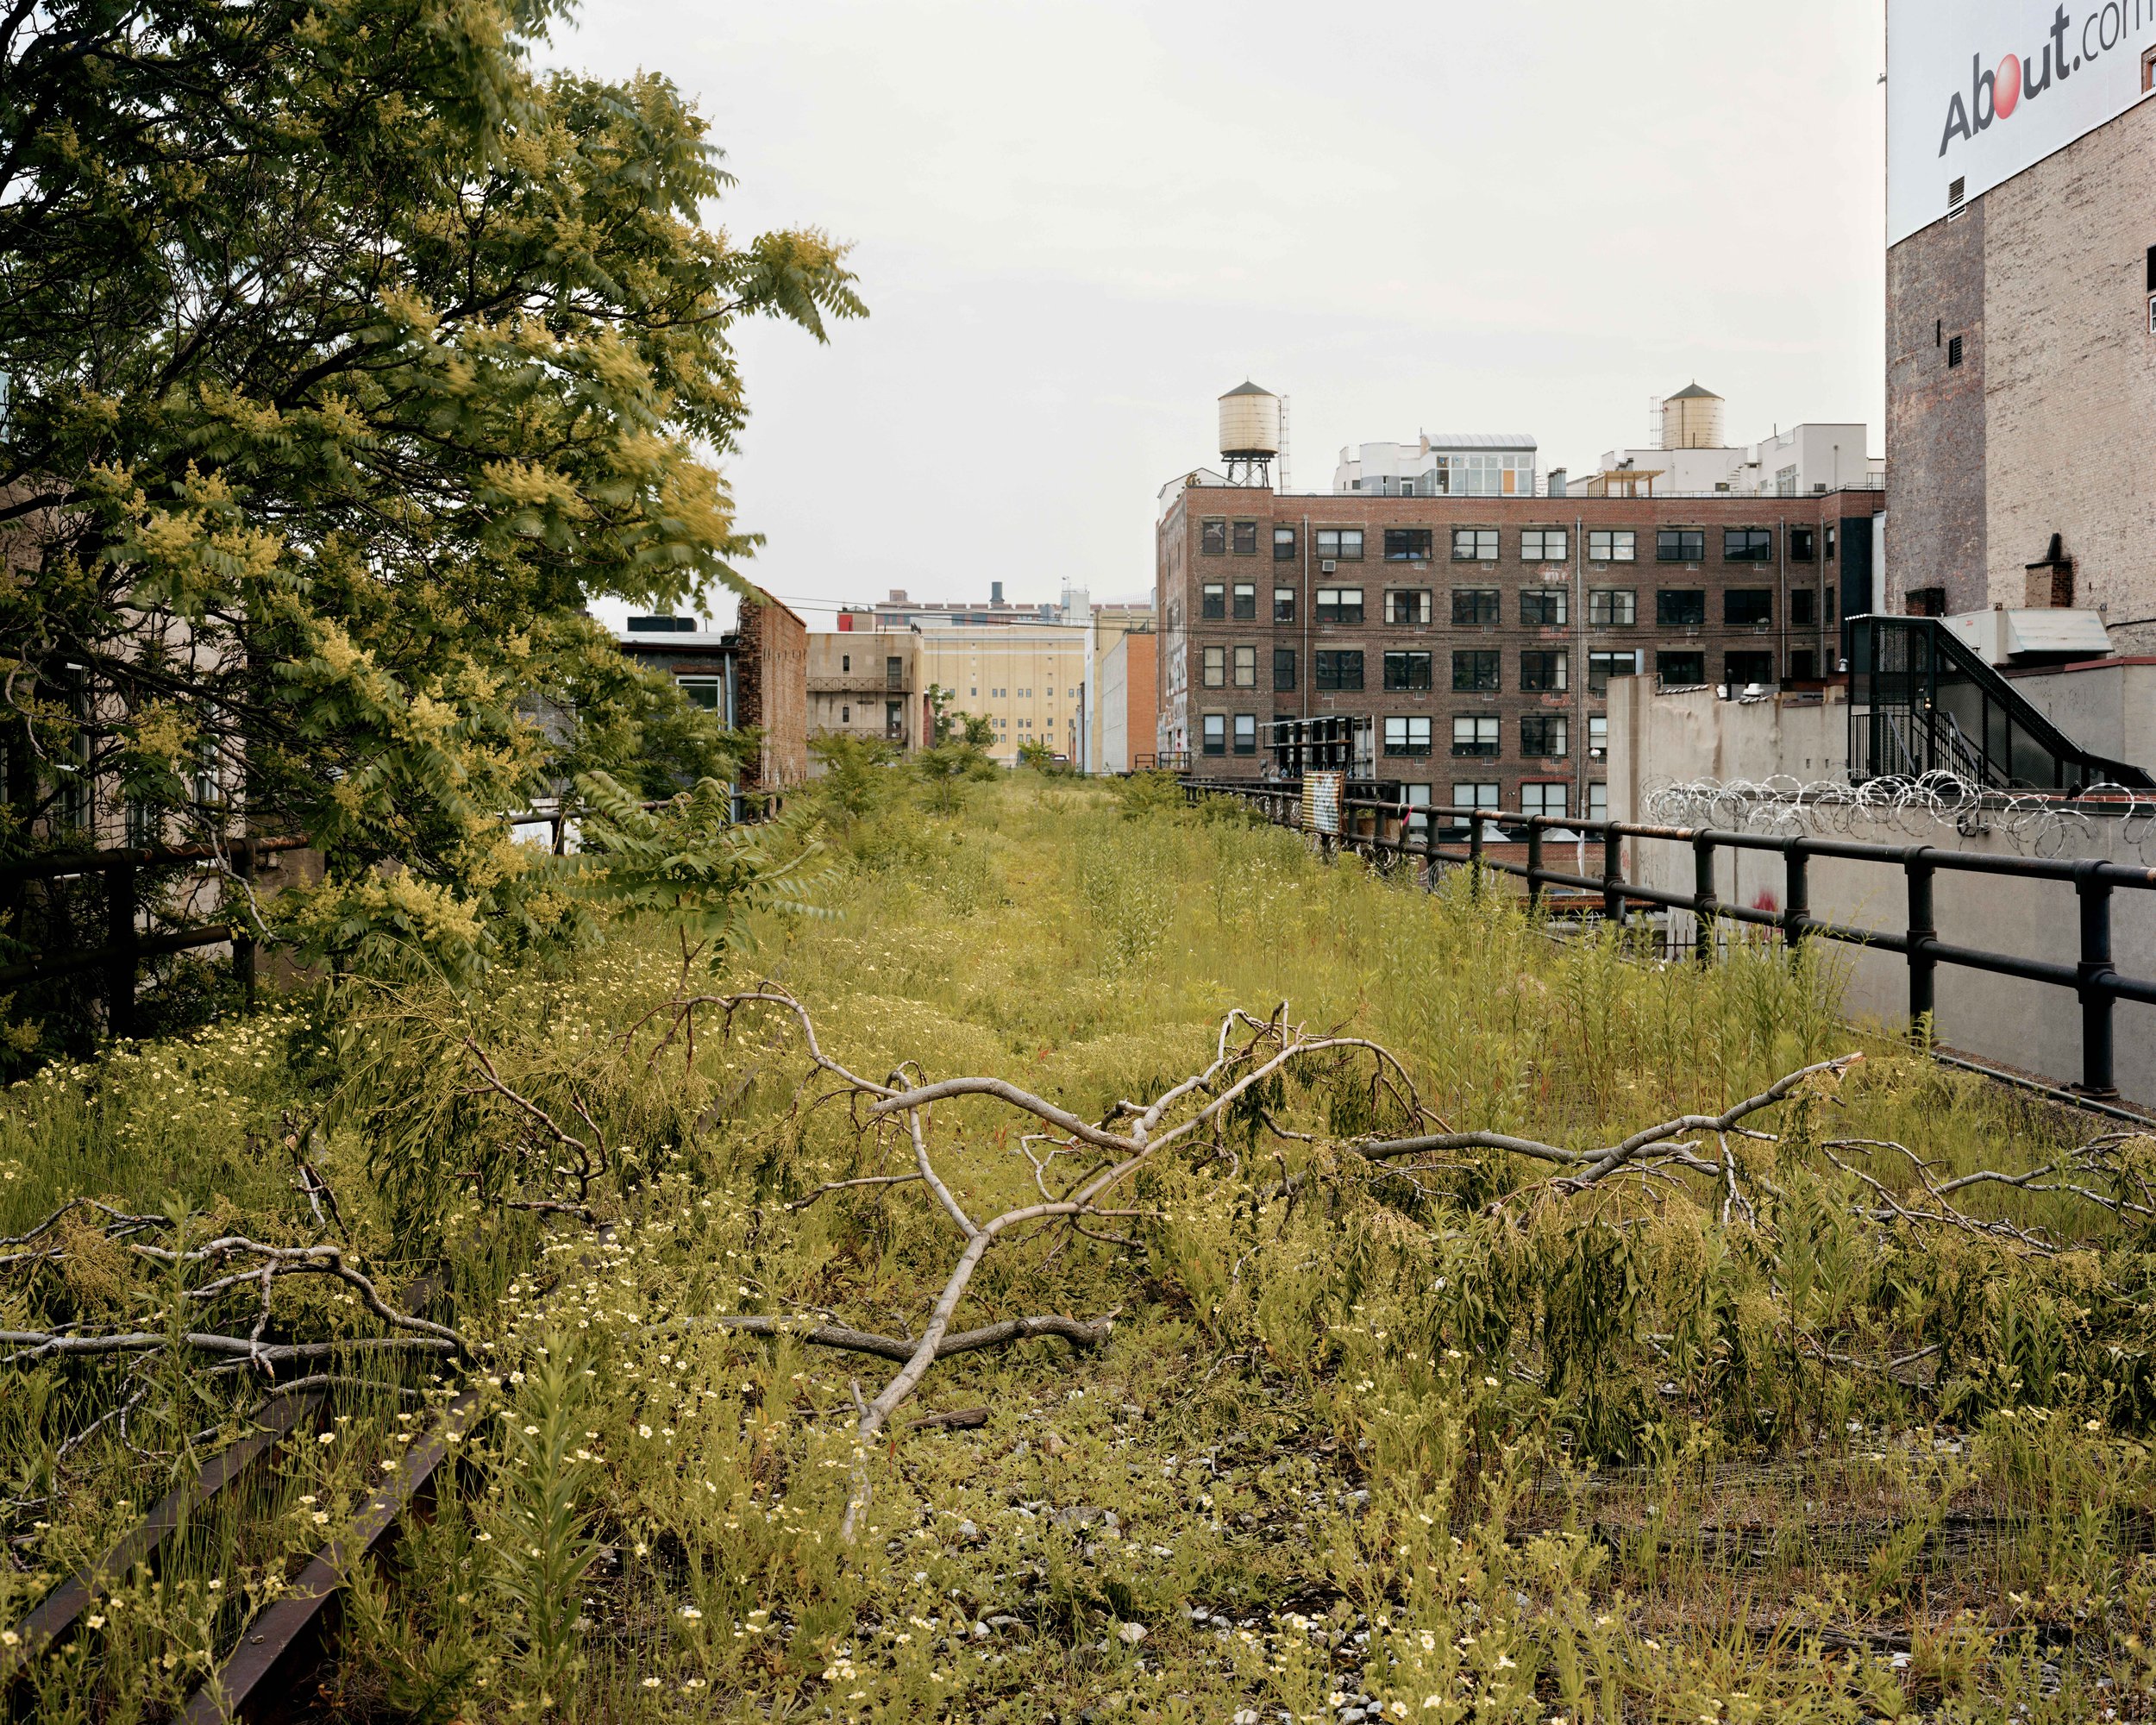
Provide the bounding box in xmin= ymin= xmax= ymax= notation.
xmin=1219 ymin=381 xmax=1282 ymax=487
xmin=1661 ymin=382 xmax=1726 ymax=450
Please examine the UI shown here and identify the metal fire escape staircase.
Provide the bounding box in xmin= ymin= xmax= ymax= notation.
xmin=1847 ymin=616 xmax=2154 ymax=793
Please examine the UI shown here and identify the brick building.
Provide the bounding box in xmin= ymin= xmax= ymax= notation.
xmin=1156 ymin=484 xmax=1886 ymax=820
xmin=617 ymin=585 xmax=809 ymax=798
xmin=808 ymin=633 xmax=921 ymax=754
xmin=1884 ymin=5 xmax=2156 ymax=639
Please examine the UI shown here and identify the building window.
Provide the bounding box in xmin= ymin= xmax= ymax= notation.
xmin=1589 ymin=530 xmax=1637 ymax=563
xmin=1201 ymin=582 xmax=1225 ymax=619
xmin=1202 ymin=646 xmax=1226 ymax=687
xmin=1452 ymin=716 xmax=1500 ymax=758
xmin=1907 ymin=586 xmax=1947 ymax=618
xmin=1520 ymin=649 xmax=1568 ymax=693
xmin=1724 ymin=528 xmax=1773 ymax=563
xmin=1725 ymin=588 xmax=1773 ymax=626
xmin=1589 ymin=587 xmax=1636 ymax=626
xmin=1451 ymin=650 xmax=1499 ymax=693
xmin=840 ymin=653 xmax=850 ymax=672
xmin=886 ymin=656 xmax=904 ymax=687
xmin=1314 ymin=649 xmax=1365 ymax=692
xmin=1450 ymin=527 xmax=1500 ymax=561
xmin=1790 ymin=649 xmax=1819 ymax=680
xmin=1521 ymin=528 xmax=1568 ymax=562
xmin=1202 ymin=713 xmax=1226 ymax=756
xmin=1399 ymin=783 xmax=1433 ymax=837
xmin=1316 ymin=528 xmax=1364 ymax=561
xmin=1656 ymin=529 xmax=1706 ymax=563
xmin=1657 ymin=589 xmax=1707 ymax=627
xmin=1826 ymin=525 xmax=1838 ymax=562
xmin=1274 ymin=527 xmax=1297 ymax=561
xmin=1450 ymin=781 xmax=1501 ymax=832
xmin=1658 ymin=650 xmax=1707 ymax=685
xmin=677 ymin=675 xmax=723 ymax=712
xmin=1233 ymin=645 xmax=1257 ymax=688
xmin=1520 ymin=781 xmax=1568 ymax=821
xmin=1273 ymin=648 xmax=1297 ymax=692
xmin=1232 ymin=582 xmax=1257 ymax=619
xmin=1233 ymin=713 xmax=1258 ymax=755
xmin=1383 ymin=650 xmax=1432 ymax=692
xmin=1588 ymin=650 xmax=1638 ymax=695
xmin=1520 ymin=715 xmax=1568 ymax=759
xmin=1589 ymin=714 xmax=1609 ymax=759
xmin=1383 ymin=716 xmax=1433 ymax=757
xmin=1273 ymin=586 xmax=1297 ymax=623
xmin=1588 ymin=781 xmax=1608 ymax=823
xmin=1790 ymin=527 xmax=1817 ymax=563
xmin=1725 ymin=650 xmax=1775 ymax=687
xmin=1387 ymin=588 xmax=1432 ymax=625
xmin=1315 ymin=586 xmax=1365 ymax=625
xmin=1790 ymin=588 xmax=1818 ymax=628
xmin=839 ymin=705 xmax=850 ymax=724
xmin=1947 ymin=335 xmax=1964 ymax=367
xmin=1384 ymin=528 xmax=1434 ymax=562
xmin=1451 ymin=588 xmax=1499 ymax=627
xmin=1201 ymin=518 xmax=1228 ymax=555
xmin=1232 ymin=520 xmax=1259 ymax=554
xmin=886 ymin=699 xmax=902 ymax=736
xmin=1520 ymin=587 xmax=1567 ymax=627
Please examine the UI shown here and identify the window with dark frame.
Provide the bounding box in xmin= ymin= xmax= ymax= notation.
xmin=1383 ymin=650 xmax=1432 ymax=692
xmin=1450 ymin=527 xmax=1500 ymax=561
xmin=1387 ymin=588 xmax=1432 ymax=625
xmin=1589 ymin=588 xmax=1637 ymax=626
xmin=1791 ymin=588 xmax=1818 ymax=628
xmin=1520 ymin=714 xmax=1568 ymax=758
xmin=1274 ymin=586 xmax=1297 ymax=623
xmin=1273 ymin=526 xmax=1297 ymax=561
xmin=1657 ymin=649 xmax=1707 ymax=685
xmin=1790 ymin=649 xmax=1819 ymax=681
xmin=1202 ymin=646 xmax=1225 ymax=687
xmin=1232 ymin=714 xmax=1257 ymax=755
xmin=1520 ymin=528 xmax=1569 ymax=563
xmin=1384 ymin=528 xmax=1434 ymax=561
xmin=1315 ymin=586 xmax=1365 ymax=625
xmin=1587 ymin=650 xmax=1638 ymax=695
xmin=886 ymin=656 xmax=904 ymax=687
xmin=1201 ymin=713 xmax=1226 ymax=755
xmin=1451 ymin=650 xmax=1499 ymax=692
xmin=1520 ymin=781 xmax=1569 ymax=821
xmin=1200 ymin=583 xmax=1225 ymax=619
xmin=1520 ymin=587 xmax=1567 ymax=627
xmin=1316 ymin=528 xmax=1365 ymax=561
xmin=1232 ymin=520 xmax=1259 ymax=554
xmin=1451 ymin=588 xmax=1500 ymax=627
xmin=1273 ymin=648 xmax=1297 ymax=692
xmin=1724 ymin=650 xmax=1775 ymax=687
xmin=1725 ymin=588 xmax=1773 ymax=626
xmin=1232 ymin=583 xmax=1257 ymax=619
xmin=1451 ymin=716 xmax=1500 ymax=758
xmin=1723 ymin=528 xmax=1774 ymax=563
xmin=1314 ymin=649 xmax=1364 ymax=692
xmin=1657 ymin=589 xmax=1707 ymax=627
xmin=1656 ymin=529 xmax=1706 ymax=563
xmin=1589 ymin=530 xmax=1637 ymax=563
xmin=1790 ymin=526 xmax=1817 ymax=562
xmin=1520 ymin=649 xmax=1568 ymax=693
xmin=1233 ymin=646 xmax=1257 ymax=688
xmin=1382 ymin=716 xmax=1432 ymax=757
xmin=1200 ymin=519 xmax=1228 ymax=555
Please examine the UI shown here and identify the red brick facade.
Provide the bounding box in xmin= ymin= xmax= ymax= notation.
xmin=1156 ymin=486 xmax=1885 ymax=816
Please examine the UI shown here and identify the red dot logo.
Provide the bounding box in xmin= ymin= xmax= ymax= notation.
xmin=1995 ymin=52 xmax=2023 ymax=118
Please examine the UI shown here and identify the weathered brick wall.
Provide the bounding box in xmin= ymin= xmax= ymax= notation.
xmin=735 ymin=590 xmax=808 ymax=791
xmin=1886 ymin=201 xmax=1989 ymax=614
xmin=1984 ymin=101 xmax=2156 ymax=621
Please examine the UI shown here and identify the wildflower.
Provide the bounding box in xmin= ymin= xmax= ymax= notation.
xmin=680 ymin=1606 xmax=703 ymax=1621
xmin=317 ymin=1432 xmax=336 ymax=1445
xmin=641 ymin=1678 xmax=661 ymax=1689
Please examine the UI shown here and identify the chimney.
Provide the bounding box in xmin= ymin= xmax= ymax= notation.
xmin=991 ymin=580 xmax=1005 ymax=605
xmin=1545 ymin=467 xmax=1568 ymax=497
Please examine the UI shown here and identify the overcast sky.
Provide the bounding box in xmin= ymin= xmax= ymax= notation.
xmin=557 ymin=1 xmax=1889 ymax=630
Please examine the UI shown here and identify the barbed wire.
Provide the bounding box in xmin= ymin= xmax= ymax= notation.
xmin=1641 ymin=773 xmax=2156 ymax=861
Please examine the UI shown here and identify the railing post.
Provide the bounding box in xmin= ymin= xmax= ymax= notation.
xmin=1525 ymin=817 xmax=1545 ymax=917
xmin=1905 ymin=849 xmax=1937 ymax=1038
xmin=1469 ymin=812 xmax=1485 ymax=903
xmin=1601 ymin=826 xmax=1625 ymax=928
xmin=2075 ymin=865 xmax=2118 ymax=1098
xmin=1691 ymin=833 xmax=1718 ymax=965
xmin=232 ymin=838 xmax=257 ymax=1013
xmin=1782 ymin=837 xmax=1810 ymax=958
xmin=105 ymin=859 xmax=137 ymax=1040
xmin=1424 ymin=806 xmax=1440 ymax=894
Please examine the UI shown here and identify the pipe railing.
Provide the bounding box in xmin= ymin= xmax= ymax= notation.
xmin=1182 ymin=777 xmax=2156 ymax=1100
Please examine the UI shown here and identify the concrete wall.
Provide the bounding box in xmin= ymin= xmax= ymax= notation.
xmin=1885 ymin=199 xmax=1988 ymax=614
xmin=1101 ymin=634 xmax=1131 ymax=773
xmin=1606 ymin=680 xmax=1853 ymax=814
xmin=2004 ymin=657 xmax=2156 ymax=768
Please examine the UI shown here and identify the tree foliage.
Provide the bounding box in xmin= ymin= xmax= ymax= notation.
xmin=0 ymin=0 xmax=863 ymax=973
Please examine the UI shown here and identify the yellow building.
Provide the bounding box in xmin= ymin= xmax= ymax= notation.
xmin=915 ymin=627 xmax=1090 ymax=764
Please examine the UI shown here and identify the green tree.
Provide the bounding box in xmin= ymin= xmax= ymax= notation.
xmin=0 ymin=0 xmax=863 ymax=979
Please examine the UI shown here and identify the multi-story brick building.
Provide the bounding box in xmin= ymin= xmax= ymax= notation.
xmin=1155 ymin=483 xmax=1887 ymax=821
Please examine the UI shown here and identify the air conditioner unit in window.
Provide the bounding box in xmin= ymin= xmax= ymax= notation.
xmin=1320 ymin=560 xmax=1337 ymax=574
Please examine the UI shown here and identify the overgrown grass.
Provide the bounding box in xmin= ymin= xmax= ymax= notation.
xmin=5 ymin=778 xmax=2155 ymax=1722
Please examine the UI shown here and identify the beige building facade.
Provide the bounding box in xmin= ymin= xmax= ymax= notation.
xmin=916 ymin=627 xmax=1090 ymax=764
xmin=807 ymin=633 xmax=920 ymax=755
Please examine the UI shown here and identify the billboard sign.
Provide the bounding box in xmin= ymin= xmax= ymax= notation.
xmin=1888 ymin=0 xmax=2156 ymax=243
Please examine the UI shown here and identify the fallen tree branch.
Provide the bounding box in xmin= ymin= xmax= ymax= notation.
xmin=698 ymin=1311 xmax=1113 ymax=1364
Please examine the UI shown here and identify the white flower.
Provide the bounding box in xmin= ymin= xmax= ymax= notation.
xmin=679 ymin=1606 xmax=703 ymax=1621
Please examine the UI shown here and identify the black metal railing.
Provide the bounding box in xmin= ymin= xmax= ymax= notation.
xmin=1184 ymin=777 xmax=2156 ymax=1101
